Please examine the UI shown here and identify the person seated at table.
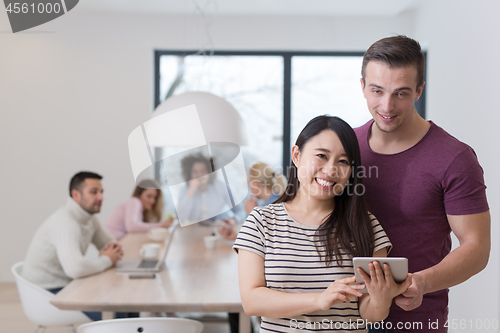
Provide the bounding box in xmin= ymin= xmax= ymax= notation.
xmin=244 ymin=162 xmax=287 ymax=213
xmin=176 ymin=153 xmax=240 ymax=224
xmin=219 ymin=162 xmax=287 ymax=240
xmin=22 ymin=171 xmax=123 ymax=321
xmin=104 ymin=179 xmax=174 ymax=240
xmin=218 ymin=162 xmax=287 ymax=332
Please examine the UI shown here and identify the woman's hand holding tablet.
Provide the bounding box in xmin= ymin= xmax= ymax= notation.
xmin=353 ymin=257 xmax=411 ymax=293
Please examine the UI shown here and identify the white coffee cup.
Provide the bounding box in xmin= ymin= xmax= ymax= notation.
xmin=140 ymin=243 xmax=161 ymax=259
xmin=203 ymin=235 xmax=218 ymax=250
xmin=148 ymin=228 xmax=170 ymax=241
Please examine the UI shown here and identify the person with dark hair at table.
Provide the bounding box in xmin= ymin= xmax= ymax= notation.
xmin=176 ymin=153 xmax=238 ymax=224
xmin=23 ymin=171 xmax=123 ymax=321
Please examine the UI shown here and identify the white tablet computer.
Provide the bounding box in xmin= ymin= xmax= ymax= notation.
xmin=353 ymin=257 xmax=408 ymax=293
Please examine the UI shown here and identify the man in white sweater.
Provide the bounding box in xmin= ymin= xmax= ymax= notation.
xmin=23 ymin=171 xmax=123 ymax=320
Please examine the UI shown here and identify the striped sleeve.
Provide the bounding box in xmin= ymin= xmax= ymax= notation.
xmin=233 ymin=207 xmax=266 ymax=258
xmin=370 ymin=212 xmax=393 ymax=254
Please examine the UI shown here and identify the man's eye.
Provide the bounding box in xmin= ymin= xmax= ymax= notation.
xmin=397 ymin=92 xmax=407 ymax=97
xmin=373 ymin=90 xmax=382 ymax=94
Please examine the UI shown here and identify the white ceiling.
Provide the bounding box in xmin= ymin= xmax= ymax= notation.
xmin=76 ymin=0 xmax=418 ymax=17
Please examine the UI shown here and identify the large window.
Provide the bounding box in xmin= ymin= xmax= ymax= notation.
xmin=154 ymin=51 xmax=426 ymax=213
xmin=158 ymin=54 xmax=284 ymax=170
xmin=291 ymin=56 xmax=370 ymax=149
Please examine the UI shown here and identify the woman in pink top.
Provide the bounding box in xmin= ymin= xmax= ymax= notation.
xmin=105 ymin=179 xmax=174 ymax=240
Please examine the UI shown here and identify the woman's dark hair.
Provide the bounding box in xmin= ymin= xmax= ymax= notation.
xmin=180 ymin=153 xmax=215 ymax=183
xmin=276 ymin=115 xmax=373 ymax=267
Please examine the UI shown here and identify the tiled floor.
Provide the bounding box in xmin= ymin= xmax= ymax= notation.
xmin=0 ymin=283 xmax=230 ymax=333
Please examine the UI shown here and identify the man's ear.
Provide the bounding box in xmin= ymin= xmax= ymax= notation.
xmin=71 ymin=189 xmax=81 ymax=203
xmin=415 ymin=81 xmax=425 ymax=102
xmin=360 ymin=78 xmax=368 ymax=99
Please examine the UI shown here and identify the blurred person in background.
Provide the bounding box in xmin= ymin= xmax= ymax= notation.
xmin=23 ymin=171 xmax=123 ymax=321
xmin=176 ymin=153 xmax=241 ymax=224
xmin=105 ymin=179 xmax=173 ymax=240
xmin=218 ymin=162 xmax=286 ymax=241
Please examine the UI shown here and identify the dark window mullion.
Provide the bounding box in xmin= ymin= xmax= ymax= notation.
xmin=154 ymin=51 xmax=161 ymax=108
xmin=415 ymin=52 xmax=427 ymax=119
xmin=283 ymin=55 xmax=292 ymax=175
xmin=154 ymin=51 xmax=163 ymax=182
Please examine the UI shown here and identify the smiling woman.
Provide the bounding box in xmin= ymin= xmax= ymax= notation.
xmin=275 ymin=115 xmax=375 ymax=261
xmin=233 ymin=115 xmax=410 ymax=333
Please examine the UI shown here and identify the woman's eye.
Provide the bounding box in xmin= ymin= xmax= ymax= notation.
xmin=316 ymin=154 xmax=327 ymax=159
xmin=339 ymin=159 xmax=350 ymax=165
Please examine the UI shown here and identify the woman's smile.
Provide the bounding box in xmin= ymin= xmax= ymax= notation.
xmin=315 ymin=177 xmax=336 ymax=189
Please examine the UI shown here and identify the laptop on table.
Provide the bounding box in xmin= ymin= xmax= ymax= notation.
xmin=115 ymin=223 xmax=178 ymax=273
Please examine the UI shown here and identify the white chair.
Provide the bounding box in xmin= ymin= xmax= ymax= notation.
xmin=11 ymin=262 xmax=90 ymax=333
xmin=77 ymin=317 xmax=203 ymax=333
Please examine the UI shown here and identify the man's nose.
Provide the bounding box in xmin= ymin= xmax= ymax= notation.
xmin=380 ymin=95 xmax=394 ymax=112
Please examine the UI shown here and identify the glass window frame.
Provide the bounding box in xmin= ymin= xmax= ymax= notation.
xmin=154 ymin=50 xmax=426 ymax=175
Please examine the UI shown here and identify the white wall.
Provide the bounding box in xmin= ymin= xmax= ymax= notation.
xmin=413 ymin=0 xmax=500 ymax=330
xmin=1 ymin=1 xmax=497 ymax=329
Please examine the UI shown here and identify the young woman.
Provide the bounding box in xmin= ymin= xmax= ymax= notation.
xmin=218 ymin=162 xmax=287 ymax=240
xmin=233 ymin=116 xmax=412 ymax=332
xmin=105 ymin=179 xmax=173 ymax=240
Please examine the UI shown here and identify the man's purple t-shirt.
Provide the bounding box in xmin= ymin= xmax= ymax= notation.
xmin=354 ymin=120 xmax=488 ymax=333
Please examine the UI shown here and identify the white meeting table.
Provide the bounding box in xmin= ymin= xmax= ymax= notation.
xmin=50 ymin=224 xmax=250 ymax=333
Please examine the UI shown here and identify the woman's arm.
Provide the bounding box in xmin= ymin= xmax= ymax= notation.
xmin=238 ymin=249 xmax=364 ymax=318
xmin=176 ymin=186 xmax=198 ymax=221
xmin=358 ymin=247 xmax=412 ymax=323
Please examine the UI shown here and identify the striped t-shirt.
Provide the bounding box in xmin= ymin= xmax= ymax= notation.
xmin=233 ymin=202 xmax=392 ymax=333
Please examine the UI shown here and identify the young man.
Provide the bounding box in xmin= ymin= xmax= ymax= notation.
xmin=355 ymin=36 xmax=490 ymax=333
xmin=23 ymin=171 xmax=123 ymax=321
